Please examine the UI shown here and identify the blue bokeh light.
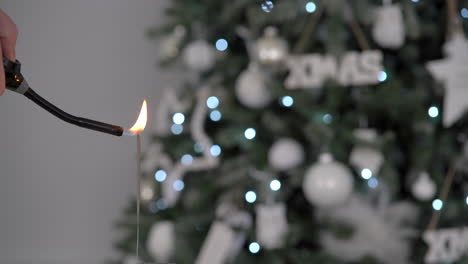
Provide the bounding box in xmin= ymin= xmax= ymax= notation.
xmin=244 ymin=128 xmax=256 ymax=140
xmin=378 ymin=71 xmax=387 ymax=82
xmin=432 ymin=199 xmax=443 ymax=211
xmin=215 ymin=39 xmax=228 ymax=51
xmin=249 ymin=242 xmax=261 ymax=254
xmin=181 ymin=154 xmax=193 ymax=165
xmin=368 ymin=177 xmax=379 ymax=189
xmin=210 ymin=110 xmax=222 ymax=122
xmin=171 ymin=124 xmax=183 ymax=135
xmin=210 ymin=145 xmax=222 ymax=157
xmin=155 ymin=170 xmax=167 ymax=182
xmin=428 ymin=106 xmax=439 ymax=118
xmin=305 ymin=2 xmax=317 ymax=13
xmin=245 ymin=191 xmax=257 ymax=203
xmin=173 ymin=180 xmax=185 ymax=191
xmin=281 ymin=96 xmax=294 ymax=107
xmin=207 ymin=96 xmax=220 ymax=109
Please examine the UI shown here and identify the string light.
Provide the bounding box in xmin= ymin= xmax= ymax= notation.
xmin=361 ymin=168 xmax=373 ymax=180
xmin=210 ymin=145 xmax=222 ymax=157
xmin=172 ymin=112 xmax=185 ymax=125
xmin=378 ymin=71 xmax=387 ymax=82
xmin=173 ymin=180 xmax=185 ymax=191
xmin=245 ymin=191 xmax=257 ymax=203
xmin=261 ymin=1 xmax=274 ymax=13
xmin=410 ymin=0 xmax=419 ymax=2
xmin=194 ymin=143 xmax=203 ymax=153
xmin=368 ymin=178 xmax=379 ymax=189
xmin=171 ymin=124 xmax=183 ymax=135
xmin=465 ymin=195 xmax=468 ymax=205
xmin=155 ymin=170 xmax=167 ymax=182
xmin=322 ymin=113 xmax=333 ymax=124
xmin=428 ymin=106 xmax=439 ymax=118
xmin=432 ymin=199 xmax=443 ymax=211
xmin=305 ymin=2 xmax=317 ymax=13
xmin=181 ymin=154 xmax=193 ymax=165
xmin=249 ymin=242 xmax=261 ymax=254
xmin=270 ymin=179 xmax=281 ymax=191
xmin=462 ymin=8 xmax=468 ymax=18
xmin=281 ymin=96 xmax=294 ymax=107
xmin=215 ymin=39 xmax=228 ymax=51
xmin=244 ymin=128 xmax=256 ymax=140
xmin=210 ymin=110 xmax=222 ymax=122
xmin=206 ymin=96 xmax=220 ymax=109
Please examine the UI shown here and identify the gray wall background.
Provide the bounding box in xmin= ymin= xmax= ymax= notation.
xmin=0 ymin=0 xmax=165 ymax=263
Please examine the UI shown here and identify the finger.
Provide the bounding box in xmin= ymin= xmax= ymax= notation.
xmin=0 ymin=43 xmax=4 ymax=96
xmin=0 ymin=9 xmax=17 ymax=60
xmin=1 ymin=37 xmax=16 ymax=61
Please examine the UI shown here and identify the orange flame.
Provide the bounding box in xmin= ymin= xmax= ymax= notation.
xmin=129 ymin=100 xmax=148 ymax=134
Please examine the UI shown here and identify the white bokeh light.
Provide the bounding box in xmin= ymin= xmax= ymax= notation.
xmin=244 ymin=128 xmax=256 ymax=140
xmin=432 ymin=199 xmax=443 ymax=211
xmin=172 ymin=113 xmax=185 ymax=125
xmin=210 ymin=145 xmax=222 ymax=157
xmin=428 ymin=106 xmax=439 ymax=118
xmin=378 ymin=71 xmax=387 ymax=82
xmin=270 ymin=179 xmax=281 ymax=191
xmin=245 ymin=191 xmax=257 ymax=203
xmin=215 ymin=39 xmax=228 ymax=51
xmin=181 ymin=154 xmax=193 ymax=165
xmin=173 ymin=180 xmax=185 ymax=191
xmin=361 ymin=168 xmax=373 ymax=180
xmin=206 ymin=96 xmax=220 ymax=109
xmin=249 ymin=242 xmax=261 ymax=254
xmin=210 ymin=110 xmax=222 ymax=122
xmin=305 ymin=2 xmax=317 ymax=13
xmin=281 ymin=96 xmax=294 ymax=107
xmin=155 ymin=170 xmax=167 ymax=182
xmin=171 ymin=124 xmax=183 ymax=135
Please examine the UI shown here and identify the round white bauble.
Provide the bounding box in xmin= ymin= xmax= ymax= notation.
xmin=255 ymin=27 xmax=288 ymax=66
xmin=123 ymin=256 xmax=141 ymax=264
xmin=372 ymin=4 xmax=405 ymax=49
xmin=411 ymin=172 xmax=436 ymax=201
xmin=268 ymin=138 xmax=305 ymax=171
xmin=182 ymin=40 xmax=216 ymax=72
xmin=303 ymin=153 xmax=354 ymax=208
xmin=235 ymin=65 xmax=272 ymax=109
xmin=147 ymin=221 xmax=175 ymax=262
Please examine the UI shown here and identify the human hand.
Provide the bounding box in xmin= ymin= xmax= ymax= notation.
xmin=0 ymin=9 xmax=18 ymax=96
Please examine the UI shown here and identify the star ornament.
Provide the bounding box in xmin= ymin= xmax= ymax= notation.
xmin=426 ymin=33 xmax=468 ymax=126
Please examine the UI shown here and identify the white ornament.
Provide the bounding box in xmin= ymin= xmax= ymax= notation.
xmin=256 ymin=203 xmax=288 ymax=249
xmin=235 ymin=64 xmax=273 ymax=108
xmin=183 ymin=40 xmax=216 ymax=72
xmin=303 ymin=153 xmax=354 ymax=208
xmin=255 ymin=27 xmax=288 ymax=66
xmin=426 ymin=33 xmax=468 ymax=126
xmin=286 ymin=50 xmax=383 ymax=89
xmin=195 ymin=221 xmax=238 ymax=264
xmin=268 ymin=138 xmax=304 ymax=171
xmin=159 ymin=25 xmax=186 ymax=60
xmin=147 ymin=221 xmax=175 ymax=262
xmin=349 ymin=129 xmax=384 ymax=176
xmin=424 ymin=227 xmax=468 ymax=263
xmin=123 ymin=256 xmax=141 ymax=264
xmin=411 ymin=172 xmax=436 ymax=201
xmin=321 ymin=194 xmax=419 ymax=264
xmin=372 ymin=4 xmax=405 ymax=49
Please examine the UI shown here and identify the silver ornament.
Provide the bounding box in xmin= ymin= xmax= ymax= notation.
xmin=255 ymin=27 xmax=288 ymax=65
xmin=411 ymin=172 xmax=436 ymax=201
xmin=268 ymin=138 xmax=305 ymax=171
xmin=303 ymin=153 xmax=354 ymax=208
xmin=147 ymin=221 xmax=176 ymax=262
xmin=183 ymin=40 xmax=216 ymax=72
xmin=235 ymin=64 xmax=273 ymax=108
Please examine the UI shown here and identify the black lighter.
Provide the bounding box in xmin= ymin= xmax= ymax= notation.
xmin=3 ymin=57 xmax=132 ymax=136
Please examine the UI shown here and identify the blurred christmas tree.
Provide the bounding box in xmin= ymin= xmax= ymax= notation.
xmin=113 ymin=0 xmax=468 ymax=263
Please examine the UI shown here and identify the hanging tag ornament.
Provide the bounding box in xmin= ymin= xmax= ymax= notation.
xmin=255 ymin=27 xmax=289 ymax=66
xmin=372 ymin=3 xmax=405 ymax=49
xmin=303 ymin=153 xmax=354 ymax=208
xmin=256 ymin=203 xmax=289 ymax=249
